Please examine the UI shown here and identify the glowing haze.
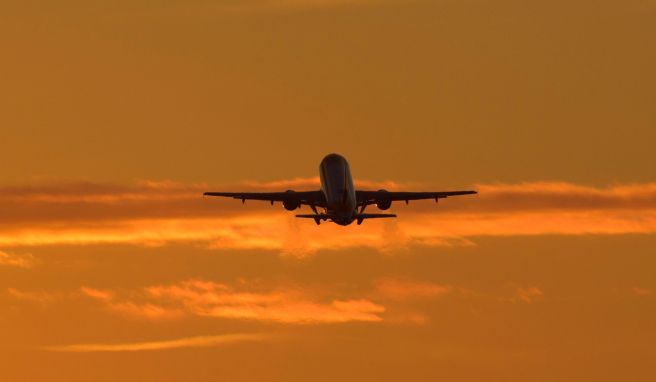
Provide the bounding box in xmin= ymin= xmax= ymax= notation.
xmin=1 ymin=0 xmax=654 ymax=381
xmin=1 ymin=180 xmax=655 ymax=253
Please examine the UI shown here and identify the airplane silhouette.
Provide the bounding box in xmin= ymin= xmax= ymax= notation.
xmin=204 ymin=153 xmax=477 ymax=225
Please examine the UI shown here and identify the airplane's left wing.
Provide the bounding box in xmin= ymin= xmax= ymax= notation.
xmin=204 ymin=190 xmax=325 ymax=207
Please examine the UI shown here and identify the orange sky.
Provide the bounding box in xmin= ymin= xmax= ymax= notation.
xmin=1 ymin=1 xmax=655 ymax=381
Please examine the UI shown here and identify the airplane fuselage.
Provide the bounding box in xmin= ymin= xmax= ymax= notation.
xmin=319 ymin=153 xmax=357 ymax=225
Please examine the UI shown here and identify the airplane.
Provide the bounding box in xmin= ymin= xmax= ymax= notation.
xmin=204 ymin=153 xmax=477 ymax=226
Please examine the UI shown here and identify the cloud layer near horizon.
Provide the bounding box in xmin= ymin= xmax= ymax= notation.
xmin=0 ymin=179 xmax=655 ymax=254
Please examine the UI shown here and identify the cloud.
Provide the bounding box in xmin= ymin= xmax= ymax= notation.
xmin=465 ymin=182 xmax=656 ymax=212
xmin=14 ymin=278 xmax=547 ymax=326
xmin=79 ymin=286 xmax=113 ymax=301
xmin=374 ymin=278 xmax=452 ymax=300
xmin=0 ymin=251 xmax=37 ymax=268
xmin=508 ymin=287 xmax=544 ymax=304
xmin=6 ymin=288 xmax=66 ymax=306
xmin=632 ymin=287 xmax=652 ymax=296
xmin=45 ymin=333 xmax=270 ymax=352
xmin=13 ymin=278 xmax=460 ymax=325
xmin=0 ymin=180 xmax=655 ymax=254
xmin=370 ymin=279 xmax=453 ymax=325
xmin=81 ymin=280 xmax=385 ymax=324
xmin=80 ymin=287 xmax=185 ymax=320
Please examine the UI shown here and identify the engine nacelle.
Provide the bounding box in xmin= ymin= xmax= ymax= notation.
xmin=283 ymin=190 xmax=300 ymax=211
xmin=376 ymin=189 xmax=392 ymax=210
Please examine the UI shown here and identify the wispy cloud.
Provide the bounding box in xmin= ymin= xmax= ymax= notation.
xmin=82 ymin=280 xmax=385 ymax=324
xmin=632 ymin=286 xmax=652 ymax=297
xmin=80 ymin=286 xmax=185 ymax=320
xmin=11 ymin=278 xmax=548 ymax=326
xmin=45 ymin=333 xmax=270 ymax=352
xmin=0 ymin=180 xmax=655 ymax=254
xmin=6 ymin=288 xmax=65 ymax=306
xmin=12 ymin=278 xmax=455 ymax=325
xmin=374 ymin=278 xmax=452 ymax=300
xmin=506 ymin=287 xmax=545 ymax=304
xmin=0 ymin=251 xmax=37 ymax=268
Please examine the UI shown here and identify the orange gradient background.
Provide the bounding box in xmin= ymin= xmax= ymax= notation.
xmin=1 ymin=1 xmax=655 ymax=381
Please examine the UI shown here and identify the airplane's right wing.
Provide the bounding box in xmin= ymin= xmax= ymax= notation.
xmin=356 ymin=190 xmax=477 ymax=206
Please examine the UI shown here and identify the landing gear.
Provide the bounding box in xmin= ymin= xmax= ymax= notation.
xmin=310 ymin=204 xmax=321 ymax=225
xmin=356 ymin=203 xmax=369 ymax=225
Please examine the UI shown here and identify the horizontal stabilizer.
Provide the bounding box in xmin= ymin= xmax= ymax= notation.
xmin=295 ymin=213 xmax=397 ymax=225
xmin=295 ymin=214 xmax=397 ymax=220
xmin=356 ymin=213 xmax=397 ymax=219
xmin=355 ymin=213 xmax=396 ymax=225
xmin=295 ymin=214 xmax=331 ymax=225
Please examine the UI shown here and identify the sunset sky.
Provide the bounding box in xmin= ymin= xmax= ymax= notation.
xmin=1 ymin=1 xmax=655 ymax=381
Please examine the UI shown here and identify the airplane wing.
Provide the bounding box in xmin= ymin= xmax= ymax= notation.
xmin=204 ymin=191 xmax=325 ymax=207
xmin=356 ymin=190 xmax=477 ymax=206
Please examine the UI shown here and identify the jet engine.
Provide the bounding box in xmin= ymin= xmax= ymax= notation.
xmin=283 ymin=190 xmax=300 ymax=211
xmin=376 ymin=189 xmax=392 ymax=210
